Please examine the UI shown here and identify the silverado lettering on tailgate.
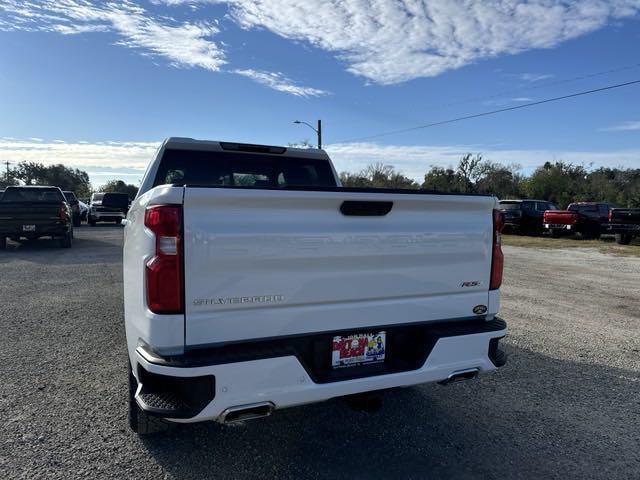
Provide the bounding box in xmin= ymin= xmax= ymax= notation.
xmin=193 ymin=294 xmax=285 ymax=306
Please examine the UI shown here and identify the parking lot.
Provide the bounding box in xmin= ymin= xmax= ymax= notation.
xmin=1 ymin=226 xmax=639 ymax=480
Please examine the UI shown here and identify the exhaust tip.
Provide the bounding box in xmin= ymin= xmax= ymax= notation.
xmin=439 ymin=368 xmax=479 ymax=385
xmin=219 ymin=402 xmax=275 ymax=424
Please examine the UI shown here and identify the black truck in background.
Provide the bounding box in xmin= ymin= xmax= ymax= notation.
xmin=498 ymin=199 xmax=557 ymax=235
xmin=0 ymin=186 xmax=73 ymax=249
xmin=608 ymin=208 xmax=640 ymax=244
xmin=88 ymin=192 xmax=129 ymax=225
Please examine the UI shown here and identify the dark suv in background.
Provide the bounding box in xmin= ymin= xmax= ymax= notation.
xmin=499 ymin=199 xmax=558 ymax=235
xmin=62 ymin=191 xmax=81 ymax=227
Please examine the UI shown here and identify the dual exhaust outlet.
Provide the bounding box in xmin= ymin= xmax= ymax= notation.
xmin=218 ymin=401 xmax=275 ymax=424
xmin=438 ymin=367 xmax=479 ymax=385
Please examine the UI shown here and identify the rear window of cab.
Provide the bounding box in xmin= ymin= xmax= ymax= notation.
xmin=153 ymin=149 xmax=337 ymax=189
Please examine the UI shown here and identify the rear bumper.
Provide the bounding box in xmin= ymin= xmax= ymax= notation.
xmin=90 ymin=211 xmax=125 ymax=221
xmin=606 ymin=224 xmax=640 ymax=233
xmin=132 ymin=318 xmax=507 ymax=423
xmin=0 ymin=223 xmax=70 ymax=238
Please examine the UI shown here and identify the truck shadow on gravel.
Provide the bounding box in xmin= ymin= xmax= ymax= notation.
xmin=137 ymin=343 xmax=639 ymax=479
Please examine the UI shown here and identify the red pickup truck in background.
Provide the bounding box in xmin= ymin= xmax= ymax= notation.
xmin=543 ymin=202 xmax=613 ymax=239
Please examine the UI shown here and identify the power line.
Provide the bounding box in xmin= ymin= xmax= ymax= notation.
xmin=423 ymin=62 xmax=640 ymax=111
xmin=335 ymin=79 xmax=640 ymax=143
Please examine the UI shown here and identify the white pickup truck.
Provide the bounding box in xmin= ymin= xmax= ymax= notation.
xmin=123 ymin=138 xmax=507 ymax=434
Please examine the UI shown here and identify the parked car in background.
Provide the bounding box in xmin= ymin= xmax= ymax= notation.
xmin=607 ymin=208 xmax=640 ymax=245
xmin=62 ymin=191 xmax=81 ymax=227
xmin=78 ymin=200 xmax=88 ymax=222
xmin=123 ymin=138 xmax=507 ymax=435
xmin=498 ymin=199 xmax=557 ymax=235
xmin=88 ymin=192 xmax=129 ymax=225
xmin=0 ymin=186 xmax=73 ymax=248
xmin=543 ymin=202 xmax=614 ymax=239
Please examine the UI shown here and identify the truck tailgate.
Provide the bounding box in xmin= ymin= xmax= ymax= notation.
xmin=544 ymin=210 xmax=578 ymax=225
xmin=183 ymin=187 xmax=496 ymax=346
xmin=610 ymin=208 xmax=640 ymax=225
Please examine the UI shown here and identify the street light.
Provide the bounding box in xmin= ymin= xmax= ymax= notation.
xmin=293 ymin=119 xmax=322 ymax=149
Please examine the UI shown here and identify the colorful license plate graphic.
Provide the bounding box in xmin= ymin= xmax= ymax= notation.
xmin=331 ymin=332 xmax=386 ymax=369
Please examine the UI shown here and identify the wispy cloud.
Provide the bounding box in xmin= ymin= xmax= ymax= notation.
xmin=0 ymin=1 xmax=227 ymax=71
xmin=516 ymin=73 xmax=555 ymax=83
xmin=483 ymin=96 xmax=535 ymax=106
xmin=0 ymin=137 xmax=158 ymax=168
xmin=4 ymin=1 xmax=640 ymax=90
xmin=233 ymin=69 xmax=329 ymax=97
xmin=601 ymin=120 xmax=640 ymax=132
xmin=0 ymin=1 xmax=326 ymax=96
xmin=164 ymin=0 xmax=640 ymax=84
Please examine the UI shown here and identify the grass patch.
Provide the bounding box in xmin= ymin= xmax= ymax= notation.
xmin=502 ymin=233 xmax=640 ymax=257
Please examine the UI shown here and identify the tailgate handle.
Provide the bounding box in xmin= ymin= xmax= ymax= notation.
xmin=340 ymin=201 xmax=393 ymax=216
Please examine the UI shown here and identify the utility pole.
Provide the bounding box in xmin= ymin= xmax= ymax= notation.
xmin=3 ymin=160 xmax=10 ymax=182
xmin=293 ymin=119 xmax=323 ymax=149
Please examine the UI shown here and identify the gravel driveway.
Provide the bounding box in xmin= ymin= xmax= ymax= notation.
xmin=1 ymin=227 xmax=638 ymax=479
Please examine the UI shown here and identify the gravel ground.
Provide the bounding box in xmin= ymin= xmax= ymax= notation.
xmin=1 ymin=227 xmax=639 ymax=479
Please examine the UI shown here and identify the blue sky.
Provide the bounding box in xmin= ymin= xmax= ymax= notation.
xmin=1 ymin=0 xmax=639 ymax=186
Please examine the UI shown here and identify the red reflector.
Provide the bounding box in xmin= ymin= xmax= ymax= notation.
xmin=490 ymin=209 xmax=504 ymax=290
xmin=144 ymin=205 xmax=183 ymax=314
xmin=146 ymin=255 xmax=182 ymax=313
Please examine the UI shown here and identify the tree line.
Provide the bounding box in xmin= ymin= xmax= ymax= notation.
xmin=2 ymin=157 xmax=639 ymax=208
xmin=0 ymin=161 xmax=139 ymax=199
xmin=340 ymin=154 xmax=640 ymax=208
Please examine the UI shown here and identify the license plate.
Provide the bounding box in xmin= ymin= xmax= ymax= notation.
xmin=332 ymin=332 xmax=386 ymax=369
xmin=22 ymin=225 xmax=36 ymax=232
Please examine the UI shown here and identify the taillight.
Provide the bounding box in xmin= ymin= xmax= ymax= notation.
xmin=490 ymin=209 xmax=504 ymax=290
xmin=58 ymin=203 xmax=68 ymax=220
xmin=608 ymin=209 xmax=613 ymax=222
xmin=144 ymin=205 xmax=183 ymax=314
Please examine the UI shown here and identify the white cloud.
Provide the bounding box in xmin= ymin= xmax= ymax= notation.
xmin=0 ymin=0 xmax=226 ymax=71
xmin=5 ymin=1 xmax=640 ymax=91
xmin=0 ymin=1 xmax=326 ymax=95
xmin=601 ymin=120 xmax=640 ymax=131
xmin=166 ymin=0 xmax=640 ymax=84
xmin=517 ymin=73 xmax=555 ymax=83
xmin=233 ymin=69 xmax=329 ymax=97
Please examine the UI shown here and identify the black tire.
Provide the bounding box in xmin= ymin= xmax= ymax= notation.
xmin=73 ymin=217 xmax=81 ymax=227
xmin=60 ymin=231 xmax=73 ymax=248
xmin=88 ymin=217 xmax=96 ymax=226
xmin=0 ymin=236 xmax=6 ymax=249
xmin=579 ymin=229 xmax=593 ymax=240
xmin=551 ymin=230 xmax=562 ymax=238
xmin=615 ymin=233 xmax=632 ymax=245
xmin=128 ymin=367 xmax=170 ymax=435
